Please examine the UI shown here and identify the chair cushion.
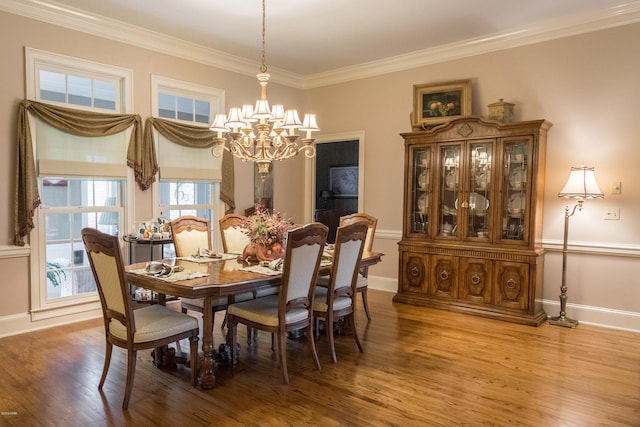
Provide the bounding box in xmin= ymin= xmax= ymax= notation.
xmin=180 ymin=296 xmax=228 ymax=310
xmin=316 ymin=275 xmax=330 ymax=287
xmin=313 ymin=286 xmax=352 ymax=313
xmin=227 ymin=295 xmax=309 ymax=327
xmin=109 ymin=304 xmax=198 ymax=343
xmin=254 ymin=285 xmax=279 ymax=298
xmin=234 ymin=292 xmax=255 ymax=303
xmin=356 ymin=274 xmax=368 ymax=289
xmin=317 ymin=274 xmax=367 ymax=289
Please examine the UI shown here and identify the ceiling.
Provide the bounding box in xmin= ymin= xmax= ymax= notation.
xmin=5 ymin=0 xmax=640 ymax=81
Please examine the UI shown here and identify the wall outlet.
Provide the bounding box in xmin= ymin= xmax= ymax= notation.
xmin=604 ymin=208 xmax=620 ymax=220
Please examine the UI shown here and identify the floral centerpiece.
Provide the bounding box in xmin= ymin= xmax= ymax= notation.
xmin=240 ymin=205 xmax=296 ymax=261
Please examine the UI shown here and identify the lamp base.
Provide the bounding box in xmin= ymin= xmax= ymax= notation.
xmin=548 ymin=315 xmax=579 ymax=328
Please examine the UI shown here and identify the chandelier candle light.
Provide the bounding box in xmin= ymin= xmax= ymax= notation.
xmin=210 ymin=0 xmax=319 ymax=182
xmin=548 ymin=165 xmax=604 ymax=328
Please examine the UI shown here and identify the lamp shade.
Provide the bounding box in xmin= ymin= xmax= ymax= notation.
xmin=558 ymin=165 xmax=604 ymax=199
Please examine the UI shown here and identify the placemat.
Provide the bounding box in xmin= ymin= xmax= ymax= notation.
xmin=129 ymin=268 xmax=209 ymax=282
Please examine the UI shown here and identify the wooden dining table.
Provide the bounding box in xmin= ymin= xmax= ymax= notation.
xmin=125 ymin=250 xmax=383 ymax=390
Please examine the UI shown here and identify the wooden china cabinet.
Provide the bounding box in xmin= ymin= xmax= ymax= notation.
xmin=394 ymin=117 xmax=551 ymax=326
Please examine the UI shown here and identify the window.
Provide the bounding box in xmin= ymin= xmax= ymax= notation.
xmin=41 ymin=179 xmax=123 ymax=299
xmin=26 ymin=48 xmax=133 ymax=317
xmin=152 ymin=76 xmax=225 ymax=250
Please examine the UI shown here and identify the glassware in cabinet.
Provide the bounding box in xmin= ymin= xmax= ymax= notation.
xmin=502 ymin=139 xmax=530 ymax=240
xmin=412 ymin=148 xmax=431 ymax=234
xmin=467 ymin=142 xmax=493 ymax=239
xmin=438 ymin=145 xmax=460 ymax=237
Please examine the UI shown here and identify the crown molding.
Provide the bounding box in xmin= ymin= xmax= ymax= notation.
xmin=304 ymin=1 xmax=640 ymax=88
xmin=2 ymin=0 xmax=639 ymax=90
xmin=0 ymin=0 xmax=304 ymax=88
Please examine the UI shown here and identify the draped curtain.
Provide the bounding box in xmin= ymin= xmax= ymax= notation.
xmin=144 ymin=117 xmax=235 ymax=212
xmin=14 ymin=100 xmax=235 ymax=246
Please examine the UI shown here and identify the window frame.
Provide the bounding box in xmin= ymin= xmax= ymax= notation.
xmin=26 ymin=47 xmax=135 ymax=320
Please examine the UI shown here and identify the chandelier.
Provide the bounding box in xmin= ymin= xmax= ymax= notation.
xmin=210 ymin=0 xmax=319 ymax=181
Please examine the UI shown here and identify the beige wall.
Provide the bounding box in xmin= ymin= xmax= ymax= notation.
xmin=1 ymin=9 xmax=639 ymax=334
xmin=306 ymin=23 xmax=640 ymax=330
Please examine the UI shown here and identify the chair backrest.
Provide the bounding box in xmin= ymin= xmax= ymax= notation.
xmin=339 ymin=213 xmax=377 ymax=252
xmin=82 ymin=227 xmax=135 ymax=336
xmin=219 ymin=213 xmax=250 ymax=254
xmin=279 ymin=223 xmax=328 ymax=320
xmin=328 ymin=222 xmax=368 ymax=298
xmin=170 ymin=216 xmax=211 ymax=257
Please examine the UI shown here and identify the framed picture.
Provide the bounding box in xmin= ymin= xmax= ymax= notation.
xmin=329 ymin=165 xmax=358 ymax=197
xmin=412 ymin=79 xmax=472 ymax=128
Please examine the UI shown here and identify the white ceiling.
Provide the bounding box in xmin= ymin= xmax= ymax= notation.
xmin=5 ymin=0 xmax=640 ymax=82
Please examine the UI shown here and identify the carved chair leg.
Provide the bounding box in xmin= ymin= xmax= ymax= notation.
xmin=123 ymin=349 xmax=137 ymax=410
xmin=99 ymin=341 xmax=113 ymax=390
xmin=360 ymin=288 xmax=371 ymax=321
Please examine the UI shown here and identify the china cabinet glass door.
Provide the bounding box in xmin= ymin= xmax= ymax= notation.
xmin=467 ymin=141 xmax=493 ymax=239
xmin=411 ymin=147 xmax=431 ymax=234
xmin=501 ymin=138 xmax=531 ymax=242
xmin=437 ymin=144 xmax=461 ymax=237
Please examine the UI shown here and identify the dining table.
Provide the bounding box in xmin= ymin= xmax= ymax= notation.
xmin=125 ymin=249 xmax=383 ymax=389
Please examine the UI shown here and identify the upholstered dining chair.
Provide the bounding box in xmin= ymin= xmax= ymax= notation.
xmin=219 ymin=213 xmax=251 ymax=254
xmin=338 ymin=213 xmax=377 ymax=321
xmin=313 ymin=221 xmax=367 ymax=363
xmin=170 ymin=216 xmax=230 ymax=317
xmin=218 ymin=213 xmax=270 ymax=339
xmin=227 ymin=222 xmax=328 ymax=384
xmin=81 ymin=228 xmax=199 ymax=409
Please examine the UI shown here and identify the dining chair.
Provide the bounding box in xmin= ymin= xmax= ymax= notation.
xmin=219 ymin=213 xmax=251 ymax=254
xmin=313 ymin=221 xmax=367 ymax=363
xmin=227 ymin=222 xmax=328 ymax=384
xmin=220 ymin=213 xmax=279 ymax=300
xmin=81 ymin=227 xmax=199 ymax=409
xmin=170 ymin=216 xmax=230 ymax=317
xmin=338 ymin=213 xmax=377 ymax=321
xmin=219 ymin=213 xmax=272 ymax=340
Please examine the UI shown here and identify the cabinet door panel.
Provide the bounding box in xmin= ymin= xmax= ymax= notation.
xmin=436 ymin=144 xmax=461 ymax=239
xmin=459 ymin=258 xmax=492 ymax=303
xmin=429 ymin=255 xmax=458 ymax=298
xmin=401 ymin=252 xmax=429 ymax=294
xmin=410 ymin=147 xmax=433 ymax=236
xmin=494 ymin=261 xmax=529 ymax=309
xmin=498 ymin=137 xmax=533 ymax=245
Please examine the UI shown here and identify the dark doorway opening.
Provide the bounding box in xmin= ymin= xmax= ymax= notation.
xmin=314 ymin=140 xmax=359 ymax=243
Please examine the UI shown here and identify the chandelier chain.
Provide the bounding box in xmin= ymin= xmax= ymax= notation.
xmin=260 ymin=0 xmax=267 ymax=73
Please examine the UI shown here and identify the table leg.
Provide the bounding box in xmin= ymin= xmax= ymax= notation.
xmin=199 ymin=296 xmax=216 ymax=389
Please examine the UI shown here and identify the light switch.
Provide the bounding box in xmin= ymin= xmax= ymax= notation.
xmin=604 ymin=208 xmax=620 ymax=220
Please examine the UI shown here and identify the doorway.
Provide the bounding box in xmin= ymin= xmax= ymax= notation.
xmin=314 ymin=140 xmax=359 ymax=243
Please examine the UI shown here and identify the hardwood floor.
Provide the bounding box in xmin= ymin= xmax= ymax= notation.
xmin=1 ymin=290 xmax=639 ymax=426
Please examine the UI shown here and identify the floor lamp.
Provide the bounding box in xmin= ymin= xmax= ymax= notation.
xmin=548 ymin=165 xmax=604 ymax=328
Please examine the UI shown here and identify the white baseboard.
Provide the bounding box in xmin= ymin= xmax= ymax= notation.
xmin=0 ymin=309 xmax=102 ymax=339
xmin=368 ymin=276 xmax=640 ymax=333
xmin=542 ymin=299 xmax=640 ymax=333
